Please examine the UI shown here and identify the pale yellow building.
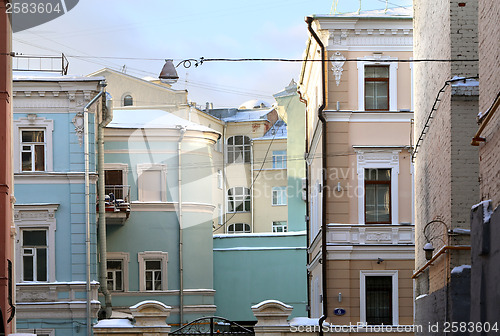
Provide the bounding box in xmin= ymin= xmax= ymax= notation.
xmin=298 ymin=8 xmax=415 ymax=329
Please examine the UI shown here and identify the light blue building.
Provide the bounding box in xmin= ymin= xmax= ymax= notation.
xmin=13 ymin=74 xmax=104 ymax=335
xmin=100 ymin=108 xmax=220 ymax=326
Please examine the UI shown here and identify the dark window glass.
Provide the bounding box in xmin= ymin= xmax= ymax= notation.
xmin=366 ymin=276 xmax=392 ymax=325
xmin=365 ymin=169 xmax=391 ymax=223
xmin=365 ymin=66 xmax=389 ymax=110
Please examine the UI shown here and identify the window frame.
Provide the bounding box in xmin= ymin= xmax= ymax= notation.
xmin=138 ymin=251 xmax=168 ymax=292
xmin=226 ymin=135 xmax=251 ymax=164
xmin=14 ymin=204 xmax=58 ymax=283
xmin=227 ymin=223 xmax=251 ymax=234
xmin=14 ymin=116 xmax=54 ymax=173
xmin=137 ymin=163 xmax=167 ymax=202
xmin=18 ymin=329 xmax=55 ymax=336
xmin=272 ymin=150 xmax=287 ymax=169
xmin=364 ymin=168 xmax=392 ymax=224
xmin=21 ymin=229 xmax=48 ymax=282
xmin=364 ymin=65 xmax=390 ymax=111
xmin=272 ymin=186 xmax=287 ymax=206
xmin=357 ymin=56 xmax=398 ymax=111
xmin=227 ymin=187 xmax=251 ymax=213
xmin=107 ymin=252 xmax=129 ymax=292
xmin=122 ymin=94 xmax=133 ymax=106
xmin=360 ymin=270 xmax=399 ymax=325
xmin=272 ymin=221 xmax=288 ymax=233
xmin=355 ymin=149 xmax=400 ymax=225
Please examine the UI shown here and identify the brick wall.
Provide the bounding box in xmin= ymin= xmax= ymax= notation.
xmin=478 ymin=0 xmax=500 ymax=208
xmin=450 ymin=0 xmax=479 ymax=77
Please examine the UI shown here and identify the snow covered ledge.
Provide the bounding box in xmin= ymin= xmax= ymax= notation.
xmin=251 ymin=300 xmax=293 ymax=327
xmin=93 ymin=300 xmax=171 ymax=335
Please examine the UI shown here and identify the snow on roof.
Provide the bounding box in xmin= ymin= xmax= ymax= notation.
xmin=254 ymin=119 xmax=287 ymax=140
xmin=222 ymin=107 xmax=274 ymax=122
xmin=238 ymin=99 xmax=272 ymax=110
xmin=13 ymin=71 xmax=104 ymax=82
xmin=323 ymin=6 xmax=412 ymax=18
xmin=290 ymin=317 xmax=328 ymax=326
xmin=129 ymin=300 xmax=171 ymax=310
xmin=94 ymin=319 xmax=134 ymax=328
xmin=108 ymin=109 xmax=218 ymax=133
xmin=451 ymin=265 xmax=471 ymax=274
xmin=451 ymin=76 xmax=479 ymax=87
xmin=471 ymin=199 xmax=492 ymax=223
xmin=251 ymin=299 xmax=293 ymax=310
xmin=213 ymin=230 xmax=306 ymax=239
xmin=274 ymin=79 xmax=298 ymax=98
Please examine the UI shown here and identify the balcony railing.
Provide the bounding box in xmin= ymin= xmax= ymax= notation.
xmin=97 ymin=185 xmax=131 ymax=224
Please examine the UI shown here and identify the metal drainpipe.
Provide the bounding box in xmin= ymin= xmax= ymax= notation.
xmin=84 ymin=83 xmax=106 ymax=336
xmin=223 ymin=123 xmax=227 ymax=230
xmin=250 ymin=140 xmax=254 ymax=232
xmin=98 ymin=90 xmax=113 ymax=318
xmin=177 ymin=126 xmax=186 ymax=326
xmin=306 ymin=16 xmax=328 ymax=332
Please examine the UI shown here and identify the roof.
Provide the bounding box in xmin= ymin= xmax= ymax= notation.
xmin=222 ymin=107 xmax=275 ymax=123
xmin=238 ymin=99 xmax=272 ymax=110
xmin=13 ymin=71 xmax=104 ymax=82
xmin=253 ymin=119 xmax=287 ymax=140
xmin=107 ymin=109 xmax=218 ymax=133
xmin=314 ymin=6 xmax=412 ymax=19
xmin=273 ymin=79 xmax=298 ymax=98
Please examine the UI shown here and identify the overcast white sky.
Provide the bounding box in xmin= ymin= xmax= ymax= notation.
xmin=12 ymin=0 xmax=412 ymax=108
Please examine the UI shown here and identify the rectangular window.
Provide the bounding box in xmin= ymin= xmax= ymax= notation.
xmin=365 ymin=276 xmax=393 ymax=325
xmin=272 ymin=221 xmax=288 ymax=233
xmin=217 ymin=169 xmax=223 ymax=189
xmin=365 ymin=66 xmax=389 ymax=111
xmin=227 ymin=136 xmax=251 ymax=163
xmin=365 ymin=168 xmax=391 ymax=224
xmin=272 ymin=150 xmax=287 ymax=169
xmin=272 ymin=187 xmax=287 ymax=206
xmin=145 ymin=260 xmax=162 ymax=291
xmin=107 ymin=260 xmax=123 ymax=291
xmin=21 ymin=130 xmax=45 ymax=171
xmin=227 ymin=187 xmax=251 ymax=212
xmin=22 ymin=230 xmax=48 ymax=282
xmin=218 ymin=204 xmax=223 ymax=225
xmin=137 ymin=164 xmax=166 ymax=202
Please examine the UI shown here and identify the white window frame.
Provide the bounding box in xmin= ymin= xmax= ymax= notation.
xmin=122 ymin=93 xmax=133 ymax=106
xmin=226 ymin=135 xmax=251 ymax=164
xmin=360 ymin=270 xmax=399 ymax=325
xmin=272 ymin=186 xmax=287 ymax=206
xmin=227 ymin=223 xmax=251 ymax=234
xmin=357 ymin=56 xmax=398 ymax=111
xmin=356 ymin=150 xmax=400 ymax=224
xmin=272 ymin=150 xmax=287 ymax=169
xmin=218 ymin=204 xmax=223 ymax=225
xmin=14 ymin=116 xmax=54 ymax=173
xmin=217 ymin=169 xmax=223 ymax=189
xmin=137 ymin=163 xmax=167 ymax=202
xmin=272 ymin=221 xmax=288 ymax=233
xmin=138 ymin=251 xmax=168 ymax=291
xmin=227 ymin=187 xmax=251 ymax=213
xmin=14 ymin=204 xmax=58 ymax=283
xmin=107 ymin=252 xmax=129 ymax=292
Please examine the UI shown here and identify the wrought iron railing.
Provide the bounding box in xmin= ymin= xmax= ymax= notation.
xmin=101 ymin=185 xmax=131 ymax=213
xmin=171 ymin=316 xmax=254 ymax=336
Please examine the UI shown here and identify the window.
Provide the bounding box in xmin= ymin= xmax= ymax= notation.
xmin=218 ymin=204 xmax=223 ymax=225
xmin=360 ymin=270 xmax=399 ymax=325
xmin=123 ymin=94 xmax=133 ymax=106
xmin=365 ymin=168 xmax=391 ymax=224
xmin=138 ymin=252 xmax=168 ymax=291
xmin=227 ymin=187 xmax=251 ymax=212
xmin=272 ymin=187 xmax=287 ymax=206
xmin=227 ymin=223 xmax=251 ymax=233
xmin=107 ymin=260 xmax=123 ymax=291
xmin=272 ymin=221 xmax=287 ymax=233
xmin=217 ymin=169 xmax=223 ymax=189
xmin=365 ymin=66 xmax=389 ymax=110
xmin=21 ymin=230 xmax=48 ymax=282
xmin=272 ymin=150 xmax=287 ymax=169
xmin=21 ymin=130 xmax=45 ymax=171
xmin=227 ymin=135 xmax=251 ymax=163
xmin=137 ymin=164 xmax=167 ymax=202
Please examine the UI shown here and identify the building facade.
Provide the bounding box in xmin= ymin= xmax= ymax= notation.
xmin=413 ymin=0 xmax=479 ymax=329
xmin=298 ymin=8 xmax=415 ymax=328
xmin=13 ymin=75 xmax=103 ymax=336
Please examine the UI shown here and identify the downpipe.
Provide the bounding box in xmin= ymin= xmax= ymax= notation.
xmin=98 ymin=90 xmax=113 ymax=319
xmin=177 ymin=125 xmax=186 ymax=326
xmin=306 ymin=16 xmax=328 ymax=334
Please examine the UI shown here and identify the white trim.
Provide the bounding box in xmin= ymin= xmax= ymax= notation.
xmin=356 ymin=149 xmax=400 ymax=224
xmin=360 ymin=270 xmax=399 ymax=325
xmin=324 ymin=111 xmax=413 ymax=123
xmin=357 ymin=56 xmax=398 ymax=111
xmin=13 ymin=116 xmax=54 ymax=173
xmin=107 ymin=252 xmax=130 ymax=292
xmin=137 ymin=163 xmax=167 ymax=202
xmin=104 ymin=163 xmax=129 ymax=187
xmin=14 ymin=204 xmax=59 ymax=283
xmin=138 ymin=251 xmax=168 ymax=291
xmin=18 ymin=328 xmax=55 ymax=336
xmin=326 ymin=245 xmax=414 ymax=260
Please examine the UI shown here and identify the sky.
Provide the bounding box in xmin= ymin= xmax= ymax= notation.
xmin=12 ymin=0 xmax=412 ymax=108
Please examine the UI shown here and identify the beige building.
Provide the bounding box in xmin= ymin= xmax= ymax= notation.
xmin=298 ymin=8 xmax=415 ymax=328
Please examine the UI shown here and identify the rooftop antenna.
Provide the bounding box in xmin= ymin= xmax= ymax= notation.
xmin=330 ymin=0 xmax=339 ymax=14
xmin=357 ymin=0 xmax=361 ymax=14
xmin=384 ymin=0 xmax=388 ymax=13
xmin=121 ymin=64 xmax=127 ymax=73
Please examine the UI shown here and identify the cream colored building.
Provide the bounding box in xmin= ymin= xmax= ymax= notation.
xmin=298 ymin=8 xmax=415 ymax=328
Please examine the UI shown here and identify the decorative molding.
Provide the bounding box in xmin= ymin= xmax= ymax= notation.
xmin=327 ymin=224 xmax=414 ymax=245
xmin=360 ymin=270 xmax=399 ymax=325
xmin=330 ymin=52 xmax=346 ymax=86
xmin=72 ymin=112 xmax=85 ymax=146
xmin=138 ymin=251 xmax=168 ymax=292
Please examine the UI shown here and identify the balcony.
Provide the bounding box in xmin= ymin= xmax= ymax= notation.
xmin=97 ymin=185 xmax=131 ymax=225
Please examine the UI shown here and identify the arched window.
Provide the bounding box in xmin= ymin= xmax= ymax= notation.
xmin=227 ymin=187 xmax=250 ymax=212
xmin=227 ymin=135 xmax=251 ymax=163
xmin=227 ymin=223 xmax=251 ymax=234
xmin=123 ymin=95 xmax=133 ymax=106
